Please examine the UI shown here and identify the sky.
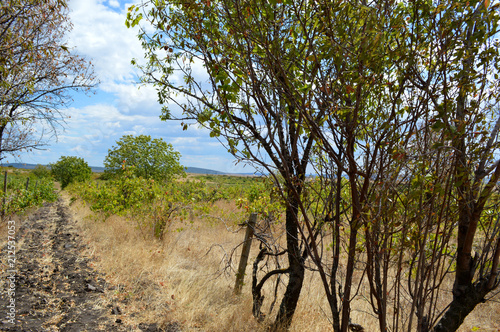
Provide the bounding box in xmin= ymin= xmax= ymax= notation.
xmin=16 ymin=0 xmax=247 ymax=174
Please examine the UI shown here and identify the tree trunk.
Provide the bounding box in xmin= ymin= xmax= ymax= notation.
xmin=432 ymin=281 xmax=490 ymax=332
xmin=340 ymin=227 xmax=359 ymax=332
xmin=270 ymin=195 xmax=305 ymax=331
xmin=0 ymin=123 xmax=6 ymax=160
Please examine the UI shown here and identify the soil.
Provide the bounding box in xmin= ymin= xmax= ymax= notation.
xmin=0 ymin=197 xmax=174 ymax=332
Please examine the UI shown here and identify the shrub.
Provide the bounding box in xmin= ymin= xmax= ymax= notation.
xmin=51 ymin=156 xmax=92 ymax=189
xmin=0 ymin=172 xmax=58 ymax=219
xmin=32 ymin=164 xmax=51 ymax=178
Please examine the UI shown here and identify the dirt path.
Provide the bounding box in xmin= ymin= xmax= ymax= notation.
xmin=0 ymin=197 xmax=164 ymax=332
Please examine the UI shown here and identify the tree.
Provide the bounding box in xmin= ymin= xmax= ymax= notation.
xmin=128 ymin=0 xmax=408 ymax=329
xmin=0 ymin=0 xmax=97 ymax=161
xmin=288 ymin=1 xmax=500 ymax=331
xmin=104 ymin=135 xmax=185 ymax=182
xmin=128 ymin=1 xmax=317 ymax=329
xmin=127 ymin=0 xmax=500 ymax=331
xmin=409 ymin=2 xmax=500 ymax=330
xmin=51 ymin=156 xmax=92 ymax=189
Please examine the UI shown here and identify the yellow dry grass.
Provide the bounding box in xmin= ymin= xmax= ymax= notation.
xmin=67 ymin=196 xmax=500 ymax=332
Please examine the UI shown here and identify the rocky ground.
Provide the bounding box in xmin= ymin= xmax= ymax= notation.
xmin=0 ymin=198 xmax=171 ymax=332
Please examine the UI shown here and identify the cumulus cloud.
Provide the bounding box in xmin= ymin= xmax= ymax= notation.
xmin=103 ymin=82 xmax=161 ymax=115
xmin=67 ymin=0 xmax=143 ymax=83
xmin=108 ymin=0 xmax=120 ymax=8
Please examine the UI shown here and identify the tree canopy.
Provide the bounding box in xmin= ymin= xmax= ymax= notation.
xmin=0 ymin=0 xmax=98 ymax=161
xmin=127 ymin=0 xmax=500 ymax=331
xmin=51 ymin=156 xmax=92 ymax=189
xmin=104 ymin=134 xmax=185 ymax=182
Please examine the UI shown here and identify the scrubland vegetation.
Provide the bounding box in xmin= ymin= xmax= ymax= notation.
xmin=63 ymin=169 xmax=499 ymax=331
xmin=1 ymin=164 xmax=499 ymax=331
xmin=0 ymin=165 xmax=58 ymax=220
xmin=2 ymin=0 xmax=500 ymax=330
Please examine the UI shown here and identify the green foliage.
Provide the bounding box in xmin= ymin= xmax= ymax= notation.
xmin=78 ymin=166 xmax=161 ymax=215
xmin=127 ymin=0 xmax=500 ymax=330
xmin=104 ymin=134 xmax=185 ymax=182
xmin=235 ymin=177 xmax=284 ymax=220
xmin=72 ymin=168 xmax=213 ymax=238
xmin=0 ymin=170 xmax=58 ymax=219
xmin=50 ymin=156 xmax=92 ymax=189
xmin=69 ymin=170 xmax=285 ymax=239
xmin=31 ymin=164 xmax=51 ymax=178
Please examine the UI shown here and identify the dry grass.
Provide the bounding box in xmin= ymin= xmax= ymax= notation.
xmin=67 ymin=195 xmax=500 ymax=332
xmin=70 ymin=198 xmax=265 ymax=331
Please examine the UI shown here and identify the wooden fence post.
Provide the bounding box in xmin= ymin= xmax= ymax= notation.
xmin=25 ymin=177 xmax=30 ymax=190
xmin=2 ymin=171 xmax=7 ymax=219
xmin=234 ymin=212 xmax=257 ymax=295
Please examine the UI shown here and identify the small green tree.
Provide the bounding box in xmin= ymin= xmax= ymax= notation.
xmin=51 ymin=156 xmax=92 ymax=189
xmin=104 ymin=135 xmax=185 ymax=182
xmin=32 ymin=164 xmax=51 ymax=178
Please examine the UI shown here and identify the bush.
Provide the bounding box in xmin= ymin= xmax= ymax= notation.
xmin=51 ymin=156 xmax=92 ymax=189
xmin=0 ymin=172 xmax=58 ymax=219
xmin=32 ymin=164 xmax=51 ymax=178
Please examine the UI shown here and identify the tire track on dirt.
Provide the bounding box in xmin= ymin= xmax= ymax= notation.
xmin=0 ymin=198 xmax=163 ymax=332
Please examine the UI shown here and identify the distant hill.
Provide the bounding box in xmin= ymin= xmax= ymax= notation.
xmin=1 ymin=163 xmax=225 ymax=175
xmin=1 ymin=163 xmax=106 ymax=173
xmin=1 ymin=163 xmax=40 ymax=170
xmin=185 ymin=166 xmax=225 ymax=175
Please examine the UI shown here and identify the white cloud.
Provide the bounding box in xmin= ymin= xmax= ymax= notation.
xmin=56 ymin=103 xmax=167 ymax=164
xmin=70 ymin=144 xmax=90 ymax=155
xmin=103 ymin=82 xmax=161 ymax=115
xmin=108 ymin=0 xmax=120 ymax=8
xmin=67 ymin=0 xmax=144 ymax=83
xmin=172 ymin=136 xmax=220 ymax=150
xmin=67 ymin=103 xmax=157 ymax=125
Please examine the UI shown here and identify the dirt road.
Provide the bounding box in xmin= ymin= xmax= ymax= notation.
xmin=0 ymin=197 xmax=165 ymax=332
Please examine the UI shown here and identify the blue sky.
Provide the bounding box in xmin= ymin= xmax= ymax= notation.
xmin=16 ymin=0 xmax=246 ymax=174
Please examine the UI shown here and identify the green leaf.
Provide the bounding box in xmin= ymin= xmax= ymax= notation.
xmin=431 ymin=120 xmax=445 ymax=131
